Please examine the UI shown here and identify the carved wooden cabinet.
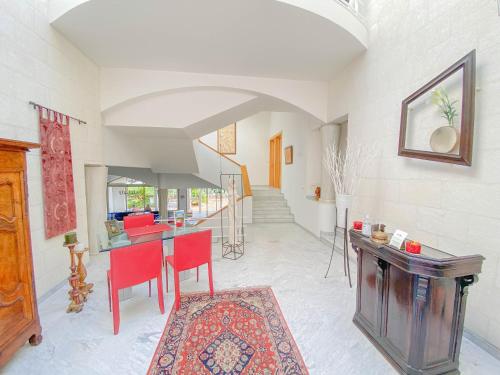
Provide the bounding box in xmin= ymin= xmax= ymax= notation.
xmin=0 ymin=138 xmax=42 ymax=367
xmin=350 ymin=230 xmax=484 ymax=375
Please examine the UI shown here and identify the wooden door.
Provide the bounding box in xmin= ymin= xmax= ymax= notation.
xmin=269 ymin=133 xmax=282 ymax=189
xmin=0 ymin=139 xmax=41 ymax=366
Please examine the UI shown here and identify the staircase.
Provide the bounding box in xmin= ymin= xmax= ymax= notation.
xmin=252 ymin=186 xmax=295 ymax=223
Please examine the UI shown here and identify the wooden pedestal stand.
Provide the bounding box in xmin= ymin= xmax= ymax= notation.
xmin=64 ymin=242 xmax=83 ymax=313
xmin=75 ymin=247 xmax=94 ymax=301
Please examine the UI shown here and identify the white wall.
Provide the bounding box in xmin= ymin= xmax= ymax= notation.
xmin=328 ymin=0 xmax=500 ymax=348
xmin=268 ymin=112 xmax=322 ymax=235
xmin=0 ymin=1 xmax=102 ymax=297
xmin=200 ymin=112 xmax=271 ymax=186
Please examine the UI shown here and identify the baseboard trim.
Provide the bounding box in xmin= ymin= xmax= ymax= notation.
xmin=37 ymin=257 xmax=94 ymax=304
xmin=464 ymin=329 xmax=500 ymax=361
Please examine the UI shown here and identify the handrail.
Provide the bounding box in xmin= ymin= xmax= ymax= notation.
xmin=194 ymin=196 xmax=247 ymax=226
xmin=197 ymin=139 xmax=252 ymax=197
xmin=240 ymin=165 xmax=252 ymax=197
xmin=198 ymin=139 xmax=241 ymax=167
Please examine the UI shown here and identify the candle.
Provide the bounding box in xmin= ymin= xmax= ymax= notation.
xmin=353 ymin=221 xmax=363 ymax=230
xmin=64 ymin=231 xmax=78 ymax=245
xmin=405 ymin=241 xmax=422 ymax=254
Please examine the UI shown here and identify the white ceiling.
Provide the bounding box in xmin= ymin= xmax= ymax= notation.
xmin=52 ymin=0 xmax=366 ymax=80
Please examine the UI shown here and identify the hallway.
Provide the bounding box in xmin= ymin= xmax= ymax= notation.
xmin=3 ymin=224 xmax=499 ymax=375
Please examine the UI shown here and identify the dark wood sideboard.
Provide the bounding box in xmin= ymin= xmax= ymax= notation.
xmin=349 ymin=230 xmax=484 ymax=375
xmin=0 ymin=138 xmax=42 ymax=367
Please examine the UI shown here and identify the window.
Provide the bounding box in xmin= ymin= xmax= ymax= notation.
xmin=107 ymin=178 xmax=158 ymax=213
xmin=167 ymin=189 xmax=178 ymax=211
xmin=187 ymin=188 xmax=227 ymax=218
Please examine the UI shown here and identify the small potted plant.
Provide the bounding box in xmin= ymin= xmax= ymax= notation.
xmin=429 ymin=88 xmax=459 ymax=153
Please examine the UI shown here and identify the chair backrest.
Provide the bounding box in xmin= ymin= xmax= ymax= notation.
xmin=173 ymin=230 xmax=212 ymax=272
xmin=109 ymin=240 xmax=162 ymax=290
xmin=123 ymin=213 xmax=154 ymax=229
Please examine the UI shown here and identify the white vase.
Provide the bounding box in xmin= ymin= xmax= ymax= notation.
xmin=336 ymin=194 xmax=353 ymax=229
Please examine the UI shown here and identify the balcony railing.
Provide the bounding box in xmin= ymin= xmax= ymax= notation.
xmin=336 ymin=0 xmax=366 ymax=20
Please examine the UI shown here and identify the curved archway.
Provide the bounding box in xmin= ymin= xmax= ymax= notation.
xmin=101 ymin=69 xmax=329 ymax=123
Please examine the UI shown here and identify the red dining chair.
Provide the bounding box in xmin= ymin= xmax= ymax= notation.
xmin=123 ymin=212 xmax=158 ymax=288
xmin=123 ymin=213 xmax=155 ymax=229
xmin=107 ymin=240 xmax=165 ymax=335
xmin=165 ymin=230 xmax=214 ymax=310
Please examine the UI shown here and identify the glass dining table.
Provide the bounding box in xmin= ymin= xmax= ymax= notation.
xmin=99 ymin=225 xmax=201 ymax=252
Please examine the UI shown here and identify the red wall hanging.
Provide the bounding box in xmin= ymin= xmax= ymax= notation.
xmin=39 ymin=108 xmax=77 ymax=239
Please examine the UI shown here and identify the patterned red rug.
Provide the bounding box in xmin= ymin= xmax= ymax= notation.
xmin=148 ymin=287 xmax=308 ymax=374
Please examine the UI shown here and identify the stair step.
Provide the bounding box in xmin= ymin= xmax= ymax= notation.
xmin=253 ymin=217 xmax=295 ymax=223
xmin=252 ymin=190 xmax=283 ymax=195
xmin=252 ymin=200 xmax=287 ymax=208
xmin=252 ymin=196 xmax=287 ymax=202
xmin=253 ymin=214 xmax=294 ymax=220
xmin=253 ymin=208 xmax=291 ymax=215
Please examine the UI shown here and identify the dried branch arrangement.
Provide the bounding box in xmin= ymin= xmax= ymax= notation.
xmin=323 ymin=143 xmax=376 ymax=196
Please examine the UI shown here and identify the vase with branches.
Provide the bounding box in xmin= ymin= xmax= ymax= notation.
xmin=323 ymin=143 xmax=375 ymax=228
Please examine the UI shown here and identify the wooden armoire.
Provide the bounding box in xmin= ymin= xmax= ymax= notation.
xmin=0 ymin=138 xmax=42 ymax=367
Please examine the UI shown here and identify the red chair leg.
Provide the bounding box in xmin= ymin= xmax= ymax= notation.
xmin=174 ymin=270 xmax=181 ymax=311
xmin=165 ymin=262 xmax=169 ymax=293
xmin=107 ymin=273 xmax=111 ymax=312
xmin=208 ymin=261 xmax=214 ymax=297
xmin=157 ymin=274 xmax=165 ymax=314
xmin=148 ymin=280 xmax=151 ymax=297
xmin=112 ymin=287 xmax=120 ymax=335
xmin=197 ymin=266 xmax=199 ymax=282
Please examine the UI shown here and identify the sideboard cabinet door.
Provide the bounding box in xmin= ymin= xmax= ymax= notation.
xmin=380 ymin=264 xmax=414 ymax=364
xmin=356 ymin=250 xmax=379 ymax=334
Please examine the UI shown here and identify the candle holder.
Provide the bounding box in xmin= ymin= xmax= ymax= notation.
xmin=63 ymin=242 xmax=83 ymax=313
xmin=74 ymin=245 xmax=94 ymax=301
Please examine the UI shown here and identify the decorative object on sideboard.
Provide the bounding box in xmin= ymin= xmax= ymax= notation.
xmin=353 ymin=220 xmax=363 ymax=230
xmin=388 ymin=229 xmax=408 ymax=249
xmin=323 ymin=143 xmax=377 ymax=229
xmin=405 ymin=240 xmax=422 ymax=254
xmin=284 ymin=145 xmax=293 ymax=164
xmin=371 ymin=230 xmax=389 ymax=245
xmin=371 ymin=224 xmax=388 ymax=245
xmin=399 ymin=50 xmax=476 ymax=166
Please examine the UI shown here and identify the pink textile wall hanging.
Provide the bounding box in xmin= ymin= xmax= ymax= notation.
xmin=39 ymin=108 xmax=77 ymax=239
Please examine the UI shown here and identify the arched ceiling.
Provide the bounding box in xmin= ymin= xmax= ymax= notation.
xmin=102 ymin=87 xmax=314 ymax=139
xmin=51 ymin=0 xmax=367 ymax=80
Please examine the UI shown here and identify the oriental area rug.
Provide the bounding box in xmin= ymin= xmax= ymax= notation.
xmin=148 ymin=287 xmax=308 ymax=374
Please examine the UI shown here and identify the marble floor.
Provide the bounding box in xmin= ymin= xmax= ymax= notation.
xmin=3 ymin=224 xmax=500 ymax=374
